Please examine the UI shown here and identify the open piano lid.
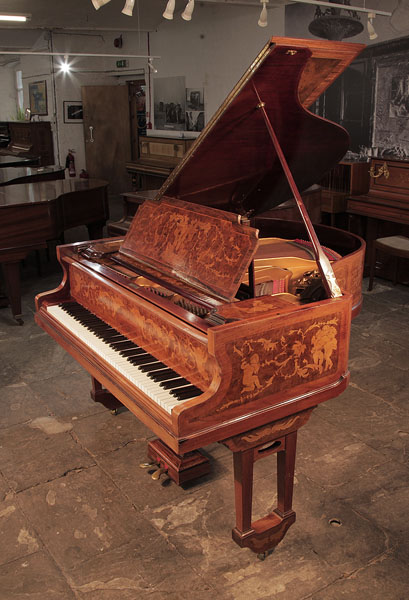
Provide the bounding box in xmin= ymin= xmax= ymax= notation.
xmin=154 ymin=37 xmax=365 ymax=216
xmin=120 ymin=37 xmax=364 ymax=303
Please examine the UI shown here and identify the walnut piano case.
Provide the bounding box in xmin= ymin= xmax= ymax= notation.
xmin=36 ymin=37 xmax=365 ymax=557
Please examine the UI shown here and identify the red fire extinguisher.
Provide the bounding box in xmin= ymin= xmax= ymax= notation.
xmin=65 ymin=149 xmax=76 ymax=177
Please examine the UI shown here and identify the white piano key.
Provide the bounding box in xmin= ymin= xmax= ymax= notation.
xmin=46 ymin=304 xmax=200 ymax=413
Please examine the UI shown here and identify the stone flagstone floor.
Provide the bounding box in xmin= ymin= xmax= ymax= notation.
xmin=0 ymin=241 xmax=408 ymax=599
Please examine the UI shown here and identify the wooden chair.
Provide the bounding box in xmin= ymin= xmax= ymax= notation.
xmin=368 ymin=235 xmax=409 ymax=291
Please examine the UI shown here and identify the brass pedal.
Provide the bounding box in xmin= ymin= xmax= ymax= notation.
xmin=139 ymin=461 xmax=157 ymax=470
xmin=151 ymin=467 xmax=167 ymax=481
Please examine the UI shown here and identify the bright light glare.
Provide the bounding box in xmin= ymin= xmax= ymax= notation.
xmin=60 ymin=57 xmax=71 ymax=73
xmin=0 ymin=14 xmax=28 ymax=21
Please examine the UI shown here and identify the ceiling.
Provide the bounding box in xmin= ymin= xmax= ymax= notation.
xmin=0 ymin=0 xmax=289 ymax=32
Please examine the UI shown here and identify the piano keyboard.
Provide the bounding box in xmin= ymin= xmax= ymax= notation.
xmin=46 ymin=302 xmax=202 ymax=414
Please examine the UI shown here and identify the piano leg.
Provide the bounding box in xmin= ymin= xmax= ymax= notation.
xmin=87 ymin=220 xmax=107 ymax=240
xmin=1 ymin=243 xmax=47 ymax=325
xmin=223 ymin=408 xmax=313 ymax=556
xmin=90 ymin=377 xmax=123 ymax=412
xmin=1 ymin=261 xmax=24 ymax=325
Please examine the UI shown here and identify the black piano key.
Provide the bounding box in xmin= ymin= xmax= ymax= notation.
xmin=110 ymin=340 xmax=139 ymax=350
xmin=95 ymin=330 xmax=119 ymax=338
xmin=59 ymin=302 xmax=200 ymax=403
xmin=160 ymin=378 xmax=190 ymax=390
xmin=120 ymin=348 xmax=147 ymax=357
xmin=151 ymin=369 xmax=180 ymax=382
xmin=171 ymin=385 xmax=201 ymax=400
xmin=105 ymin=335 xmax=128 ymax=343
xmin=139 ymin=362 xmax=168 ymax=373
xmin=173 ymin=391 xmax=201 ymax=401
xmin=127 ymin=354 xmax=158 ymax=366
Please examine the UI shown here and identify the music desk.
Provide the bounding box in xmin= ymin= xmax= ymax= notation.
xmin=0 ymin=178 xmax=109 ymax=324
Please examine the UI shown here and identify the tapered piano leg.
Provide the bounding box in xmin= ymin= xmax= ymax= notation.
xmin=1 ymin=261 xmax=23 ymax=325
xmin=223 ymin=408 xmax=314 ymax=556
xmin=90 ymin=377 xmax=122 ymax=411
xmin=87 ymin=220 xmax=106 ymax=240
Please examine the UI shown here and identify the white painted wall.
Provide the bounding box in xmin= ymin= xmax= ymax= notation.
xmin=0 ymin=64 xmax=17 ymax=120
xmin=0 ymin=3 xmax=285 ymax=172
xmin=149 ymin=3 xmax=285 ymax=133
xmin=2 ymin=0 xmax=402 ymax=176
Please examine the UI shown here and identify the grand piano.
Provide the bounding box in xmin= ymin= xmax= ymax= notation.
xmin=1 ymin=178 xmax=109 ymax=325
xmin=35 ymin=37 xmax=365 ymax=557
xmin=0 ymin=160 xmax=65 ymax=187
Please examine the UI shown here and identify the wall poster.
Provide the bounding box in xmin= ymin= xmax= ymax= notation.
xmin=29 ymin=80 xmax=48 ymax=116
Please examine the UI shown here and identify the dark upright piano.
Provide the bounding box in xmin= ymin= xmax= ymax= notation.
xmin=348 ymin=157 xmax=409 ymax=283
xmin=0 ymin=121 xmax=55 ymax=167
xmin=0 ymin=178 xmax=109 ymax=325
xmin=35 ymin=37 xmax=365 ymax=557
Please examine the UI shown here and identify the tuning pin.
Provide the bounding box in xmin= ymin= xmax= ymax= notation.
xmin=151 ymin=467 xmax=167 ymax=481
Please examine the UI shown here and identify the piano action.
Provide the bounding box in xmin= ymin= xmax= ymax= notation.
xmin=35 ymin=37 xmax=365 ymax=556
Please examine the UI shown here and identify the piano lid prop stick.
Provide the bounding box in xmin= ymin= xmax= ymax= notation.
xmin=252 ymin=82 xmax=342 ymax=300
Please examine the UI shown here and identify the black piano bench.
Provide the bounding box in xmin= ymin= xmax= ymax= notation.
xmin=368 ymin=235 xmax=409 ymax=291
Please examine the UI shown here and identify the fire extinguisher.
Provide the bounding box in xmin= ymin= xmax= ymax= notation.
xmin=65 ymin=149 xmax=76 ymax=177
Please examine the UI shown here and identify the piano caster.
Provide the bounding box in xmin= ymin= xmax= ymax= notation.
xmin=257 ymin=548 xmax=275 ymax=561
xmin=14 ymin=315 xmax=24 ymax=326
xmin=110 ymin=408 xmax=119 ymax=415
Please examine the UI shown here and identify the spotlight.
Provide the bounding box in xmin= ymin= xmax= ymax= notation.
xmin=182 ymin=0 xmax=195 ymax=21
xmin=148 ymin=58 xmax=158 ymax=73
xmin=60 ymin=55 xmax=71 ymax=73
xmin=122 ymin=0 xmax=135 ymax=16
xmin=91 ymin=0 xmax=111 ymax=10
xmin=258 ymin=0 xmax=268 ymax=27
xmin=367 ymin=12 xmax=378 ymax=40
xmin=163 ymin=0 xmax=175 ymax=20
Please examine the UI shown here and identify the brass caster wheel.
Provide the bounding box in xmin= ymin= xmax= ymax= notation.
xmin=257 ymin=548 xmax=274 ymax=561
xmin=110 ymin=408 xmax=119 ymax=415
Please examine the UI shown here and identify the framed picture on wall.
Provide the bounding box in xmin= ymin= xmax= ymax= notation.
xmin=63 ymin=101 xmax=83 ymax=123
xmin=29 ymin=80 xmax=48 ymax=115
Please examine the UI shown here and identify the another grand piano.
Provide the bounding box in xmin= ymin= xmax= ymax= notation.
xmin=1 ymin=178 xmax=109 ymax=325
xmin=35 ymin=37 xmax=365 ymax=557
